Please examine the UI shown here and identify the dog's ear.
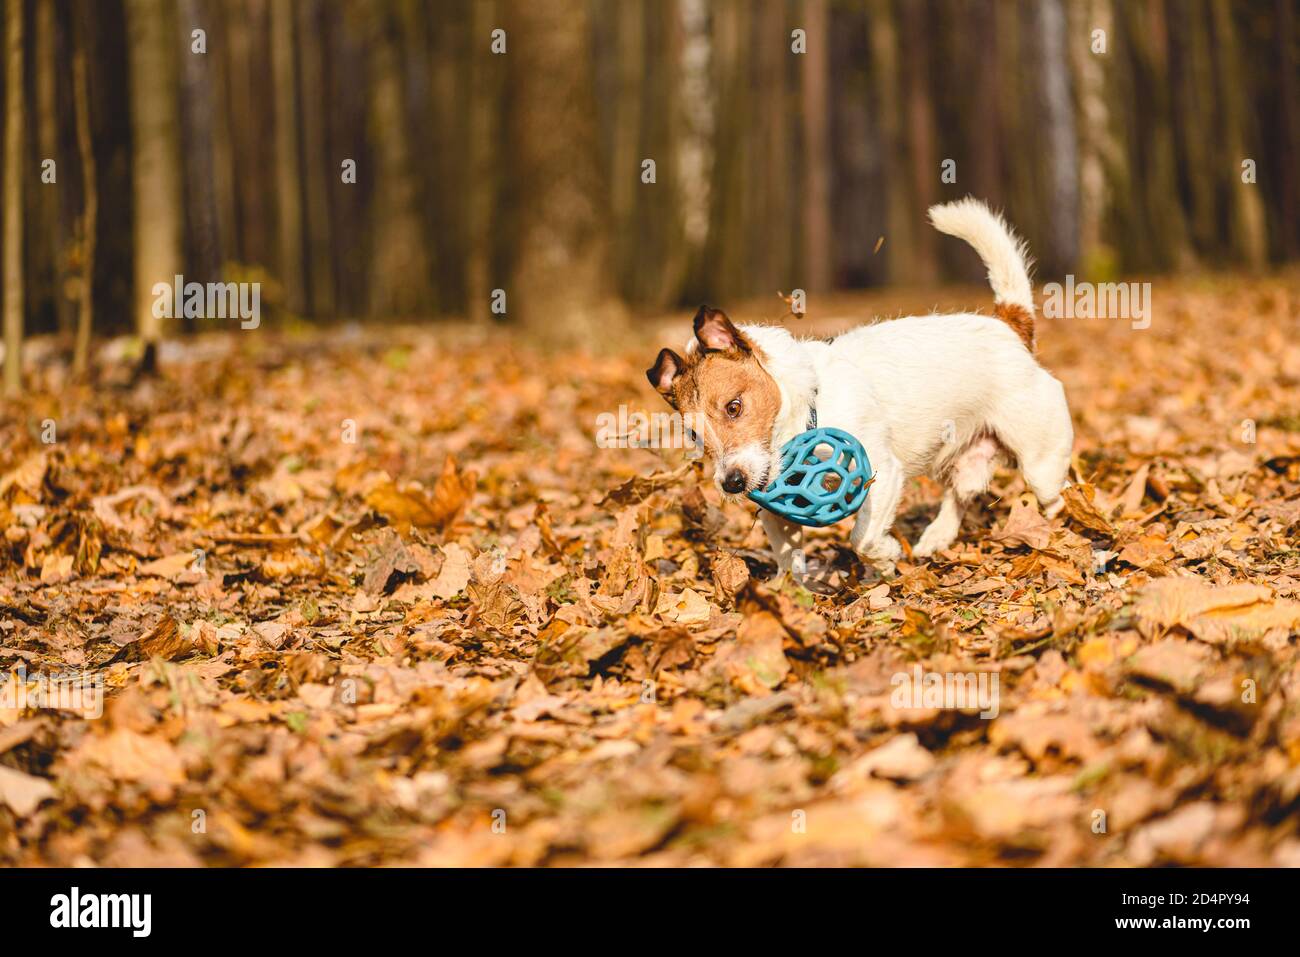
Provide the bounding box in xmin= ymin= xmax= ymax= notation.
xmin=646 ymin=348 xmax=685 ymax=407
xmin=693 ymin=305 xmax=748 ymax=353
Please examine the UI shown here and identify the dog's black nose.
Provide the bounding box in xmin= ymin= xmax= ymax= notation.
xmin=722 ymin=470 xmax=747 ymax=494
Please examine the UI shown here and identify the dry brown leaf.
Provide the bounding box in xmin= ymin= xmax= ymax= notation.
xmin=711 ymin=552 xmax=750 ymax=606
xmin=1134 ymin=578 xmax=1300 ymax=645
xmin=136 ymin=616 xmax=195 ymax=661
xmin=654 ymin=587 xmax=712 ymax=626
xmin=0 ymin=765 xmax=55 ymax=817
xmin=599 ymin=463 xmax=693 ymax=507
xmin=992 ymin=494 xmax=1053 ymax=550
xmin=365 ymin=456 xmax=475 ymax=533
xmin=714 ymin=609 xmax=790 ymax=693
xmin=73 ymin=728 xmax=187 ymax=789
xmin=1119 ymin=532 xmax=1175 ymax=569
xmin=1120 ymin=462 xmax=1152 ymax=516
xmin=430 ymin=542 xmax=472 ymax=600
xmin=0 ymin=452 xmax=48 ymax=500
xmin=1061 ymin=484 xmax=1114 ymax=536
xmin=138 ymin=551 xmax=198 ymax=578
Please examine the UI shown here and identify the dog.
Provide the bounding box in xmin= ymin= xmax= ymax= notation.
xmin=646 ymin=197 xmax=1074 ymax=574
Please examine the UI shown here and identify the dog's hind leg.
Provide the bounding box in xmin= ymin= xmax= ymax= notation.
xmin=993 ymin=374 xmax=1074 ymax=518
xmin=913 ymin=490 xmax=964 ymax=558
xmin=1021 ymin=447 xmax=1071 ymax=518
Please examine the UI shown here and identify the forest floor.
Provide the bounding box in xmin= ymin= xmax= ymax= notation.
xmin=1 ymin=273 xmax=1299 ymax=866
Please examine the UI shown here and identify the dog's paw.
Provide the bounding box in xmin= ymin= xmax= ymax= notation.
xmin=912 ymin=527 xmax=955 ymax=558
xmin=858 ymin=535 xmax=902 ymax=564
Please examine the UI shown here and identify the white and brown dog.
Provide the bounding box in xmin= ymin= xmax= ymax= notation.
xmin=647 ymin=198 xmax=1073 ymax=574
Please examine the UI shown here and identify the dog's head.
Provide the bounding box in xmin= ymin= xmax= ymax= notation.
xmin=646 ymin=306 xmax=782 ymax=497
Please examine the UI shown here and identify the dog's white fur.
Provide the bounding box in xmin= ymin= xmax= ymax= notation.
xmin=710 ymin=199 xmax=1074 ymax=572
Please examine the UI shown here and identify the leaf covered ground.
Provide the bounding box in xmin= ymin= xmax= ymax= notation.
xmin=2 ymin=275 xmax=1299 ymax=866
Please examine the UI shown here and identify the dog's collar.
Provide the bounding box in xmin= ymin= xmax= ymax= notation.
xmin=806 ymin=386 xmax=818 ymax=431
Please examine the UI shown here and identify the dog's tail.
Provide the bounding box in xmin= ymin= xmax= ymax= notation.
xmin=928 ymin=197 xmax=1036 ymax=350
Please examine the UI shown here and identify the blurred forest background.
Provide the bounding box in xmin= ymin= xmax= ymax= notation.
xmin=1 ymin=0 xmax=1299 ymax=390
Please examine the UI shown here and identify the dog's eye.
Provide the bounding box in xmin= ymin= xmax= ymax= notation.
xmin=685 ymin=428 xmax=699 ymax=447
xmin=725 ymin=398 xmax=742 ymax=419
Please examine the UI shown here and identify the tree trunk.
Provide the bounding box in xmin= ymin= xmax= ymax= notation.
xmin=610 ymin=0 xmax=644 ymax=295
xmin=125 ymin=0 xmax=184 ymax=362
xmin=1118 ymin=0 xmax=1192 ymax=271
xmin=829 ymin=1 xmax=878 ymax=286
xmin=1068 ymin=0 xmax=1116 ymax=278
xmin=177 ymin=0 xmax=222 ymax=291
xmin=420 ymin=0 xmax=464 ymax=314
xmin=35 ymin=0 xmax=69 ymax=340
xmin=970 ymin=0 xmax=1002 ymax=210
xmin=642 ymin=0 xmax=688 ymax=305
xmin=3 ymin=0 xmax=24 ymax=396
xmin=464 ymin=0 xmax=498 ymax=324
xmin=271 ymin=0 xmax=305 ymax=314
xmin=503 ymin=0 xmax=623 ymax=342
xmin=1210 ymin=0 xmax=1267 ymax=268
xmin=800 ymin=0 xmax=832 ymax=292
xmin=296 ymin=0 xmax=335 ymax=318
xmin=756 ymin=0 xmax=789 ymax=289
xmin=366 ymin=0 xmax=434 ymax=317
xmin=869 ymin=0 xmax=915 ymax=284
xmin=1277 ymin=0 xmax=1299 ymax=259
xmin=676 ymin=0 xmax=712 ymax=296
xmin=1035 ymin=0 xmax=1080 ymax=276
xmin=900 ymin=0 xmax=937 ymax=284
xmin=73 ymin=43 xmax=97 ymax=376
xmin=699 ymin=0 xmax=748 ymax=301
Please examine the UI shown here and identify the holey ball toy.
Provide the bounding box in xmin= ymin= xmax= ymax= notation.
xmin=748 ymin=427 xmax=873 ymax=527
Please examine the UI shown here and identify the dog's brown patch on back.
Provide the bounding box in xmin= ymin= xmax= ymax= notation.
xmin=994 ymin=301 xmax=1035 ymax=350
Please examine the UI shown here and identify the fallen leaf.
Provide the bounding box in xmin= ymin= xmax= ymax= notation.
xmin=711 ymin=552 xmax=750 ymax=606
xmin=992 ymin=494 xmax=1053 ymax=550
xmin=365 ymin=456 xmax=475 ymax=534
xmin=430 ymin=543 xmax=472 ymax=600
xmin=0 ymin=765 xmax=55 ymax=817
xmin=1061 ymin=484 xmax=1114 ymax=536
xmin=1134 ymin=578 xmax=1300 ymax=646
xmin=654 ymin=587 xmax=712 ymax=626
xmin=599 ymin=463 xmax=692 ymax=507
xmin=138 ymin=552 xmax=198 ymax=579
xmin=714 ymin=610 xmax=790 ymax=693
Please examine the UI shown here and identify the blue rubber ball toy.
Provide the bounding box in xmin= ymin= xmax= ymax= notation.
xmin=748 ymin=427 xmax=873 ymax=527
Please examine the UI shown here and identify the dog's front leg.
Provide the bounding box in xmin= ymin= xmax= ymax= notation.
xmin=850 ymin=451 xmax=903 ymax=570
xmin=758 ymin=508 xmax=803 ymax=580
